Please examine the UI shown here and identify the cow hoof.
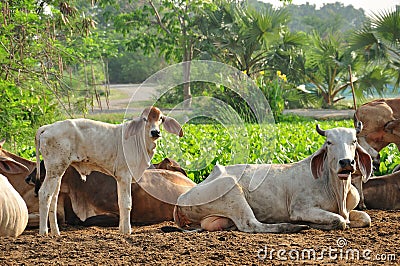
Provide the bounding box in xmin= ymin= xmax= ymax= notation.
xmin=38 ymin=229 xmax=48 ymax=235
xmin=119 ymin=225 xmax=132 ymax=235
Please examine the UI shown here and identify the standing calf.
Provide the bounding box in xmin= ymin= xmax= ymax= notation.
xmin=36 ymin=107 xmax=183 ymax=235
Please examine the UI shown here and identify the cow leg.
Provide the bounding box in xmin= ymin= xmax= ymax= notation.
xmin=48 ymin=178 xmax=62 ymax=235
xmin=347 ymin=185 xmax=360 ymax=211
xmin=179 ymin=176 xmax=307 ymax=233
xmin=290 ymin=208 xmax=347 ymax=230
xmin=39 ymin=174 xmax=61 ymax=235
xmin=346 ymin=185 xmax=371 ymax=227
xmin=116 ymin=176 xmax=132 ymax=234
xmin=56 ymin=194 xmax=66 ymax=225
xmin=348 ymin=210 xmax=371 ymax=228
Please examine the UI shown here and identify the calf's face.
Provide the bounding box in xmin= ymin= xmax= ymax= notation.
xmin=124 ymin=106 xmax=183 ymax=140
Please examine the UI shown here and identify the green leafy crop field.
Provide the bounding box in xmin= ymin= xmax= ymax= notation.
xmin=154 ymin=117 xmax=400 ymax=183
xmin=12 ymin=115 xmax=399 ymax=183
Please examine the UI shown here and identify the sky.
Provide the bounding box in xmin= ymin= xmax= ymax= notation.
xmin=261 ymin=0 xmax=399 ymax=14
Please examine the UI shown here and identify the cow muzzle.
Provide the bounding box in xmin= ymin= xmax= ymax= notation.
xmin=337 ymin=159 xmax=355 ymax=180
xmin=150 ymin=129 xmax=161 ymax=139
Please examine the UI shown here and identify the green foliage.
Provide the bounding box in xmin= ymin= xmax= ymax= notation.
xmin=11 ymin=112 xmax=399 ymax=183
xmin=152 ymin=117 xmax=381 ymax=183
xmin=304 ymin=31 xmax=356 ymax=107
xmin=108 ymin=52 xmax=166 ymax=83
xmin=350 ymin=9 xmax=400 ymax=88
xmin=0 ymin=82 xmax=58 ymax=152
xmin=0 ymin=0 xmax=110 ymax=150
xmin=376 ymin=144 xmax=400 ymax=176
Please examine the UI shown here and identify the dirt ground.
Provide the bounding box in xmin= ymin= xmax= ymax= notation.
xmin=1 ymin=210 xmax=399 ymax=265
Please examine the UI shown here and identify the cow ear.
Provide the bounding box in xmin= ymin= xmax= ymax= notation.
xmin=310 ymin=147 xmax=326 ymax=179
xmin=356 ymin=144 xmax=373 ymax=182
xmin=163 ymin=117 xmax=183 ymax=137
xmin=124 ymin=117 xmax=145 ymax=140
xmin=0 ymin=156 xmax=29 ymax=176
xmin=384 ymin=119 xmax=400 ymax=134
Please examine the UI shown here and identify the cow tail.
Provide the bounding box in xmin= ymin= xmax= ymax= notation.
xmin=35 ymin=126 xmax=46 ymax=192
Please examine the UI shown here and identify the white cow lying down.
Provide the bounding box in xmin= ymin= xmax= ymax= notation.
xmin=0 ymin=158 xmax=29 ymax=237
xmin=173 ymin=125 xmax=373 ymax=233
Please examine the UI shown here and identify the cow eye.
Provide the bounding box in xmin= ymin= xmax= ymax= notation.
xmin=142 ymin=117 xmax=148 ymax=122
xmin=327 ymin=141 xmax=332 ymax=145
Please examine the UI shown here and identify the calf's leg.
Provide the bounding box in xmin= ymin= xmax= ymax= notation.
xmin=116 ymin=176 xmax=132 ymax=234
xmin=49 ymin=178 xmax=62 ymax=235
xmin=39 ymin=175 xmax=60 ymax=235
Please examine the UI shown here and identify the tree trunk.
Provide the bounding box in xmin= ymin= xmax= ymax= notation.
xmin=183 ymin=61 xmax=192 ymax=108
xmin=182 ymin=41 xmax=193 ymax=109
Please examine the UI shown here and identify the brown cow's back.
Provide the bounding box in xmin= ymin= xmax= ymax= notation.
xmin=363 ymin=172 xmax=400 ymax=210
xmin=384 ymin=98 xmax=400 ymax=118
xmin=132 ymin=170 xmax=195 ymax=224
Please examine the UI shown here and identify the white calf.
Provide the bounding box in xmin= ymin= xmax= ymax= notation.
xmin=36 ymin=106 xmax=183 ymax=235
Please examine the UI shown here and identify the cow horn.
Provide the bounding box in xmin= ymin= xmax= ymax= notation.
xmin=316 ymin=124 xmax=326 ymax=136
xmin=355 ymin=120 xmax=363 ymax=134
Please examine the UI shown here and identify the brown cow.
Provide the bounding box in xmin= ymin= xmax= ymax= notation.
xmin=353 ymin=98 xmax=400 ymax=209
xmin=27 ymin=158 xmax=195 ymax=227
xmin=354 ymin=98 xmax=400 ymax=167
xmin=358 ymin=172 xmax=400 ymax=210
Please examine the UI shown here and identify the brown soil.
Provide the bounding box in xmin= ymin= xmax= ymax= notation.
xmin=1 ymin=210 xmax=399 ymax=265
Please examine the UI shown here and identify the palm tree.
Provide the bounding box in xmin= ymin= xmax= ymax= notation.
xmin=305 ymin=31 xmax=355 ymax=107
xmin=203 ymin=2 xmax=305 ymax=78
xmin=350 ymin=8 xmax=400 ymax=87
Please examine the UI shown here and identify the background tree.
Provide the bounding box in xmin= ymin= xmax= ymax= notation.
xmin=351 ymin=8 xmax=400 ymax=88
xmin=0 ymin=0 xmax=102 ymax=149
xmin=304 ymin=31 xmax=355 ymax=107
xmin=109 ymin=0 xmax=217 ymax=108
